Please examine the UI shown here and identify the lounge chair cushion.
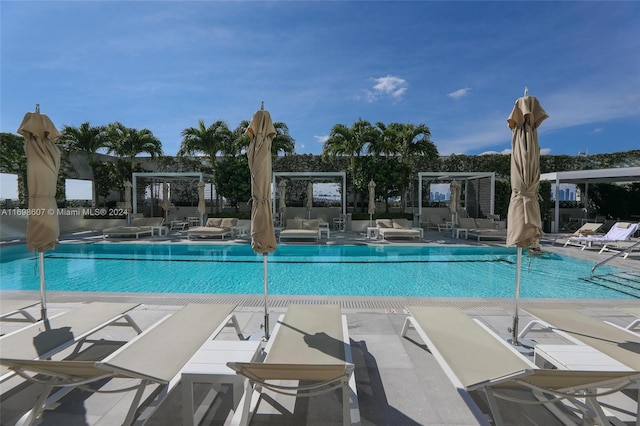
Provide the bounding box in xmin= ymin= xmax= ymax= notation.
xmin=302 ymin=219 xmax=320 ymax=230
xmin=206 ymin=218 xmax=223 ymax=227
xmin=219 ymin=218 xmax=238 ymax=228
xmin=131 ymin=217 xmax=147 ymax=227
xmin=376 ymin=219 xmax=392 ymax=228
xmin=286 ymin=218 xmax=303 ymax=229
xmin=617 ymin=222 xmax=631 ymax=228
xmin=393 ymin=218 xmax=412 ymax=229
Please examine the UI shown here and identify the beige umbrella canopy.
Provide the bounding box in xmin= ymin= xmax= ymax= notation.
xmin=306 ymin=182 xmax=313 ymax=219
xmin=18 ymin=106 xmax=61 ymax=321
xmin=247 ymin=106 xmax=277 ymax=340
xmin=161 ymin=182 xmax=170 ymax=222
xmin=123 ymin=180 xmax=132 ymax=224
xmin=278 ymin=179 xmax=287 ymax=214
xmin=449 ymin=180 xmax=461 ymax=225
xmin=368 ymin=180 xmax=376 ymax=225
xmin=123 ymin=180 xmax=132 ymax=211
xmin=506 ymin=91 xmax=548 ymax=347
xmin=197 ymin=181 xmax=206 ymax=225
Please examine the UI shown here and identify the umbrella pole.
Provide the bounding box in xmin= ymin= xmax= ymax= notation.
xmin=39 ymin=252 xmax=47 ymax=321
xmin=511 ymin=247 xmax=522 ymax=345
xmin=263 ymin=254 xmax=270 ymax=341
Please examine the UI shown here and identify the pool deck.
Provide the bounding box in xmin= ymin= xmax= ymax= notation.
xmin=1 ymin=229 xmax=639 ymax=425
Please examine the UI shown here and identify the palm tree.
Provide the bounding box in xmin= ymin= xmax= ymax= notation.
xmin=59 ymin=122 xmax=108 ymax=206
xmin=397 ymin=123 xmax=437 ymax=164
xmin=323 ymin=119 xmax=377 ymax=209
xmin=233 ymin=120 xmax=295 ymax=157
xmin=178 ymin=120 xmax=233 ymax=211
xmin=106 ymin=122 xmax=163 ymax=180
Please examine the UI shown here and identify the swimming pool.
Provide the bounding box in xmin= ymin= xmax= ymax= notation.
xmin=0 ymin=243 xmax=635 ymax=299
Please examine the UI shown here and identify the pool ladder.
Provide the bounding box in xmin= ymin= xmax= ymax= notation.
xmin=591 ymin=239 xmax=640 ymax=276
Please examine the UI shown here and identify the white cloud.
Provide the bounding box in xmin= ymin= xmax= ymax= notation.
xmin=447 ymin=87 xmax=471 ymax=99
xmin=314 ymin=134 xmax=329 ymax=144
xmin=366 ymin=75 xmax=408 ymax=102
xmin=589 ymin=128 xmax=604 ymax=134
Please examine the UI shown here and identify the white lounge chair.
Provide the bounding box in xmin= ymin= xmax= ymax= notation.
xmin=0 ymin=299 xmax=39 ymax=322
xmin=520 ymin=307 xmax=640 ymax=371
xmin=563 ymin=221 xmax=638 ymax=250
xmin=401 ymin=306 xmax=640 ymax=426
xmin=187 ymin=217 xmax=236 ymax=240
xmin=0 ymin=303 xmax=242 ymax=426
xmin=227 ymin=304 xmax=360 ymax=425
xmin=0 ymin=302 xmax=141 ymax=383
xmin=103 ymin=217 xmax=165 ymax=239
xmin=375 ymin=218 xmax=422 ymax=240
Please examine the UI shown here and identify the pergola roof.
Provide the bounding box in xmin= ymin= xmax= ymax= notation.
xmin=540 ymin=167 xmax=640 ymax=184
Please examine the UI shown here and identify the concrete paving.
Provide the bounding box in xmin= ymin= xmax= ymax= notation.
xmin=0 ymin=229 xmax=639 ymax=425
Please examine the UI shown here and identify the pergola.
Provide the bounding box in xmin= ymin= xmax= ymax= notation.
xmin=417 ymin=172 xmax=496 ymax=220
xmin=272 ymin=171 xmax=347 ymax=216
xmin=540 ymin=167 xmax=640 ymax=232
xmin=131 ymin=172 xmax=213 ymax=217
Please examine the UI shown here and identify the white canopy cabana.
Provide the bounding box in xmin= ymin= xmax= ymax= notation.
xmin=272 ymin=171 xmax=347 ymax=218
xmin=131 ymin=172 xmax=213 ymax=215
xmin=540 ymin=167 xmax=640 ymax=232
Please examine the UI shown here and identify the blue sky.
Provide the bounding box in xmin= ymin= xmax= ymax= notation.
xmin=1 ymin=1 xmax=639 ymax=160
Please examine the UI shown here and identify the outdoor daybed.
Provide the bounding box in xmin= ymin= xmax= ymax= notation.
xmin=279 ymin=218 xmax=320 ymax=243
xmin=375 ymin=218 xmax=422 ymax=240
xmin=187 ymin=217 xmax=236 ymax=240
xmin=103 ymin=217 xmax=164 ymax=239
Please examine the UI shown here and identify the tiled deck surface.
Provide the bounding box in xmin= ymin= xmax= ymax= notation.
xmin=1 ymin=229 xmax=638 ymax=425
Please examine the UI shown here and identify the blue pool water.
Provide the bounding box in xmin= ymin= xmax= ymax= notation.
xmin=0 ymin=243 xmax=635 ymax=299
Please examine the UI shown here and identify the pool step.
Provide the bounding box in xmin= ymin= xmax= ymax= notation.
xmin=583 ymin=271 xmax=640 ymax=298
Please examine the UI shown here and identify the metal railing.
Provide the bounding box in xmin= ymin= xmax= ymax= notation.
xmin=591 ymin=239 xmax=640 ymax=276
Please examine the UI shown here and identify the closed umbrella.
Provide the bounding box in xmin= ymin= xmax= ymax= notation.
xmin=197 ymin=181 xmax=206 ymax=226
xmin=123 ymin=180 xmax=132 ymax=224
xmin=506 ymin=90 xmax=548 ymax=347
xmin=18 ymin=106 xmax=61 ymax=321
xmin=161 ymin=182 xmax=170 ymax=222
xmin=278 ymin=179 xmax=287 ymax=226
xmin=368 ymin=179 xmax=376 ymax=226
xmin=247 ymin=105 xmax=277 ymax=340
xmin=449 ymin=180 xmax=461 ymax=226
xmin=306 ymin=181 xmax=313 ymax=219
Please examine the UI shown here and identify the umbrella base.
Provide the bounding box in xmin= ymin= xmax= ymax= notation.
xmin=498 ymin=333 xmax=535 ymax=356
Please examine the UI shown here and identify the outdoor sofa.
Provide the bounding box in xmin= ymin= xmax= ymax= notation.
xmin=187 ymin=217 xmax=237 ymax=240
xmin=279 ymin=218 xmax=320 ymax=243
xmin=102 ymin=217 xmax=164 ymax=239
xmin=375 ymin=218 xmax=422 ymax=240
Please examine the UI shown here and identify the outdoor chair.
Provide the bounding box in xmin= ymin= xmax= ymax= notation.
xmin=563 ymin=222 xmax=638 ymax=250
xmin=401 ymin=306 xmax=640 ymax=426
xmin=227 ymin=304 xmax=360 ymax=425
xmin=0 ymin=302 xmax=141 ymax=384
xmin=0 ymin=299 xmax=39 ymax=323
xmin=0 ymin=303 xmax=242 ymax=426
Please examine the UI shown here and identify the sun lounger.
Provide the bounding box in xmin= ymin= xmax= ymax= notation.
xmin=458 ymin=218 xmax=507 ymax=242
xmin=279 ymin=218 xmax=320 ymax=243
xmin=563 ymin=221 xmax=638 ymax=250
xmin=401 ymin=306 xmax=640 ymax=426
xmin=618 ymin=307 xmax=640 ymax=332
xmin=520 ymin=307 xmax=640 ymax=371
xmin=0 ymin=302 xmax=141 ymax=383
xmin=375 ymin=218 xmax=421 ymax=240
xmin=227 ymin=304 xmax=360 ymax=425
xmin=103 ymin=217 xmax=165 ymax=239
xmin=1 ymin=303 xmax=242 ymax=426
xmin=598 ymin=238 xmax=640 ymax=259
xmin=0 ymin=299 xmax=38 ymax=322
xmin=187 ymin=217 xmax=236 ymax=240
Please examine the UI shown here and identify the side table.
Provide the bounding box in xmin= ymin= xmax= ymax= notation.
xmin=182 ymin=340 xmax=261 ymax=426
xmin=366 ymin=227 xmax=379 ymax=239
xmin=453 ymin=228 xmax=468 ymax=239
